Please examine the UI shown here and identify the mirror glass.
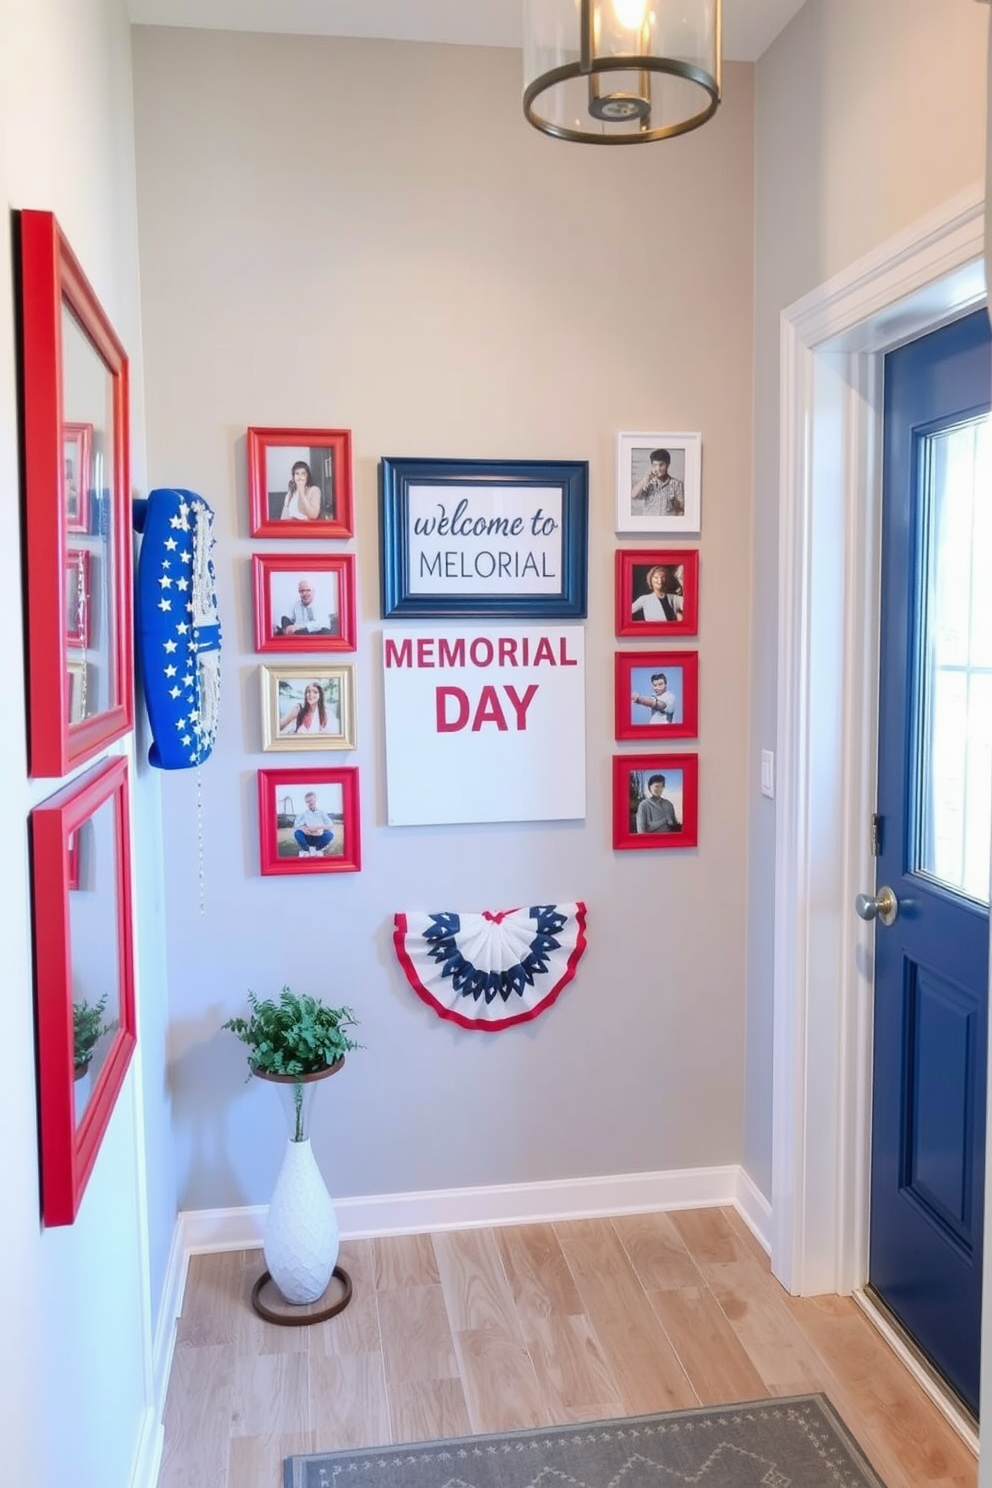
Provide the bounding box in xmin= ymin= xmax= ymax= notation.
xmin=61 ymin=299 xmax=117 ymax=727
xmin=68 ymin=793 xmax=121 ymax=1125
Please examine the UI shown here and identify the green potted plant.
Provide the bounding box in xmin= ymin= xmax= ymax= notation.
xmin=73 ymin=993 xmax=114 ymax=1079
xmin=223 ymin=986 xmax=361 ymax=1140
xmin=223 ymin=987 xmax=362 ymax=1310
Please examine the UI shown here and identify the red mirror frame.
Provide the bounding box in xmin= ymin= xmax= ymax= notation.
xmin=31 ymin=756 xmax=136 ymax=1226
xmin=19 ymin=209 xmax=132 ymax=777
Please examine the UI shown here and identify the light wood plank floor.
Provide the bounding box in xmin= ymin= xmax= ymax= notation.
xmin=157 ymin=1207 xmax=977 ymax=1488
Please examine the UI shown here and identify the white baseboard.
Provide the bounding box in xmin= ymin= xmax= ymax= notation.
xmin=734 ymin=1168 xmax=772 ymax=1253
xmin=181 ymin=1202 xmax=266 ymax=1254
xmin=179 ymin=1164 xmax=747 ymax=1254
xmin=128 ymin=1407 xmax=163 ymax=1488
xmin=152 ymin=1218 xmax=190 ymax=1400
xmin=129 ymin=1212 xmax=189 ymax=1488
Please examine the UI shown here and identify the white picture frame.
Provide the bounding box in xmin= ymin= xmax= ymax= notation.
xmin=615 ymin=431 xmax=702 ymax=535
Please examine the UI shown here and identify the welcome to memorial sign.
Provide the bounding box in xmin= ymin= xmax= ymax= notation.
xmin=379 ymin=457 xmax=588 ymax=619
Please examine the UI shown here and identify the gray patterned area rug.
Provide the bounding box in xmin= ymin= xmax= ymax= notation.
xmin=284 ymin=1395 xmax=886 ymax=1488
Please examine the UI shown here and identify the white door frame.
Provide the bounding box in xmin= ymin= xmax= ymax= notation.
xmin=770 ymin=185 xmax=987 ymax=1303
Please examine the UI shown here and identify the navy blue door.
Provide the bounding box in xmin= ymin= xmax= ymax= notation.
xmin=870 ymin=308 xmax=991 ymax=1417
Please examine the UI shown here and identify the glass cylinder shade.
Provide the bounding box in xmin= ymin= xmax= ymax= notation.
xmin=523 ymin=0 xmax=721 ymax=144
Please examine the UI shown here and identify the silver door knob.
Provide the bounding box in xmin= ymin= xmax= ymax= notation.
xmin=855 ymin=886 xmax=898 ymax=926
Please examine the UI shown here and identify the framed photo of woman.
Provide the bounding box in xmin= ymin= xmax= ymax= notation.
xmin=259 ymin=663 xmax=356 ymax=752
xmin=248 ymin=427 xmax=354 ymax=538
xmin=615 ymin=549 xmax=698 ymax=638
xmin=256 ymin=766 xmax=361 ymax=875
xmin=615 ymin=650 xmax=698 ymax=741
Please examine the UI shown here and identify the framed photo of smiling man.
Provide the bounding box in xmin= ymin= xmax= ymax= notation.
xmin=616 ymin=431 xmax=701 ymax=535
xmin=252 ymin=552 xmax=356 ymax=653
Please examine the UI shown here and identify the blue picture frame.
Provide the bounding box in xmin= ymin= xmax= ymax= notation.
xmin=380 ymin=457 xmax=588 ymax=618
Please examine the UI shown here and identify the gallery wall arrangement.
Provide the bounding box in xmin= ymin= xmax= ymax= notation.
xmin=245 ymin=427 xmax=360 ymax=876
xmin=612 ymin=430 xmax=702 ymax=852
xmin=237 ymin=427 xmax=705 ymax=868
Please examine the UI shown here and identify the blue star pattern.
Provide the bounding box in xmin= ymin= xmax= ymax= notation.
xmin=134 ymin=488 xmax=222 ymax=769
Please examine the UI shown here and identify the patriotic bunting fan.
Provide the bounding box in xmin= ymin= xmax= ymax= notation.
xmin=393 ymin=904 xmax=587 ymax=1032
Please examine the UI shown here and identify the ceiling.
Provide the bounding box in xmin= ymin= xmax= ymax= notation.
xmin=126 ymin=0 xmax=808 ymax=64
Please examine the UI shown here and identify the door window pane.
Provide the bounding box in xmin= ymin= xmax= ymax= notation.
xmin=916 ymin=414 xmax=992 ymax=903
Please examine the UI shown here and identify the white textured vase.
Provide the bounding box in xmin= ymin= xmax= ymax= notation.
xmin=264 ymin=1136 xmax=340 ymax=1304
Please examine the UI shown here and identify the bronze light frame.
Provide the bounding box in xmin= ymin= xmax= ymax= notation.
xmin=523 ymin=0 xmax=722 ymax=145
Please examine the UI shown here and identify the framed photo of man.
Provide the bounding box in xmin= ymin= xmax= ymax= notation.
xmin=256 ymin=766 xmax=361 ymax=875
xmin=247 ymin=426 xmax=354 ymax=538
xmin=252 ymin=553 xmax=356 ymax=653
xmin=615 ymin=651 xmax=698 ymax=741
xmin=615 ymin=549 xmax=698 ymax=638
xmin=613 ymin=753 xmax=698 ymax=851
xmin=616 ymin=431 xmax=701 ymax=535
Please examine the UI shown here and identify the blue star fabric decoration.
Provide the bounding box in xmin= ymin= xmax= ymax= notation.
xmin=134 ymin=488 xmax=222 ymax=769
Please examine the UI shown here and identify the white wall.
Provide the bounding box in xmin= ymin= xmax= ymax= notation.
xmin=131 ymin=29 xmax=756 ymax=1213
xmin=0 ymin=1 xmax=174 ymax=1485
xmin=746 ymin=0 xmax=989 ymax=1199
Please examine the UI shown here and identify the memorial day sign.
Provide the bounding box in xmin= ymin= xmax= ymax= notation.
xmin=382 ymin=625 xmax=586 ymax=825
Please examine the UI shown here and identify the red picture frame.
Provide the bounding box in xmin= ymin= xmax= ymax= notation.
xmin=19 ymin=210 xmax=132 ymax=777
xmin=248 ymin=426 xmax=354 ymax=538
xmin=257 ymin=766 xmax=361 ymax=875
xmin=615 ymin=549 xmax=698 ymax=638
xmin=65 ymin=547 xmax=90 ymax=648
xmin=612 ymin=752 xmax=699 ymax=850
xmin=615 ymin=650 xmax=698 ymax=741
xmin=30 ymin=757 xmax=136 ymax=1226
xmin=63 ymin=421 xmax=92 ymax=534
xmin=252 ymin=552 xmax=356 ymax=653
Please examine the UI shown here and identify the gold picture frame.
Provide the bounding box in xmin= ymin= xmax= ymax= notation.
xmin=260 ymin=663 xmax=356 ymax=752
xmin=66 ymin=657 xmax=88 ymax=725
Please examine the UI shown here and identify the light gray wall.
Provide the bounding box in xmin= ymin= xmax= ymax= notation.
xmin=131 ymin=29 xmax=756 ymax=1210
xmin=0 ymin=2 xmax=175 ymax=1485
xmin=746 ymin=0 xmax=989 ymax=1197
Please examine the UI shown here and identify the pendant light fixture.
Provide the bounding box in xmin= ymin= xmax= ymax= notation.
xmin=523 ymin=0 xmax=722 ymax=144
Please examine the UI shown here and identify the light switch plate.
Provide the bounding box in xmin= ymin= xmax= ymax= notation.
xmin=760 ymin=750 xmax=775 ymax=799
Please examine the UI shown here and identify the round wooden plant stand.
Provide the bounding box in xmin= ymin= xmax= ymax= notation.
xmin=249 ymin=1061 xmax=353 ymax=1327
xmin=250 ymin=1265 xmax=352 ymax=1327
